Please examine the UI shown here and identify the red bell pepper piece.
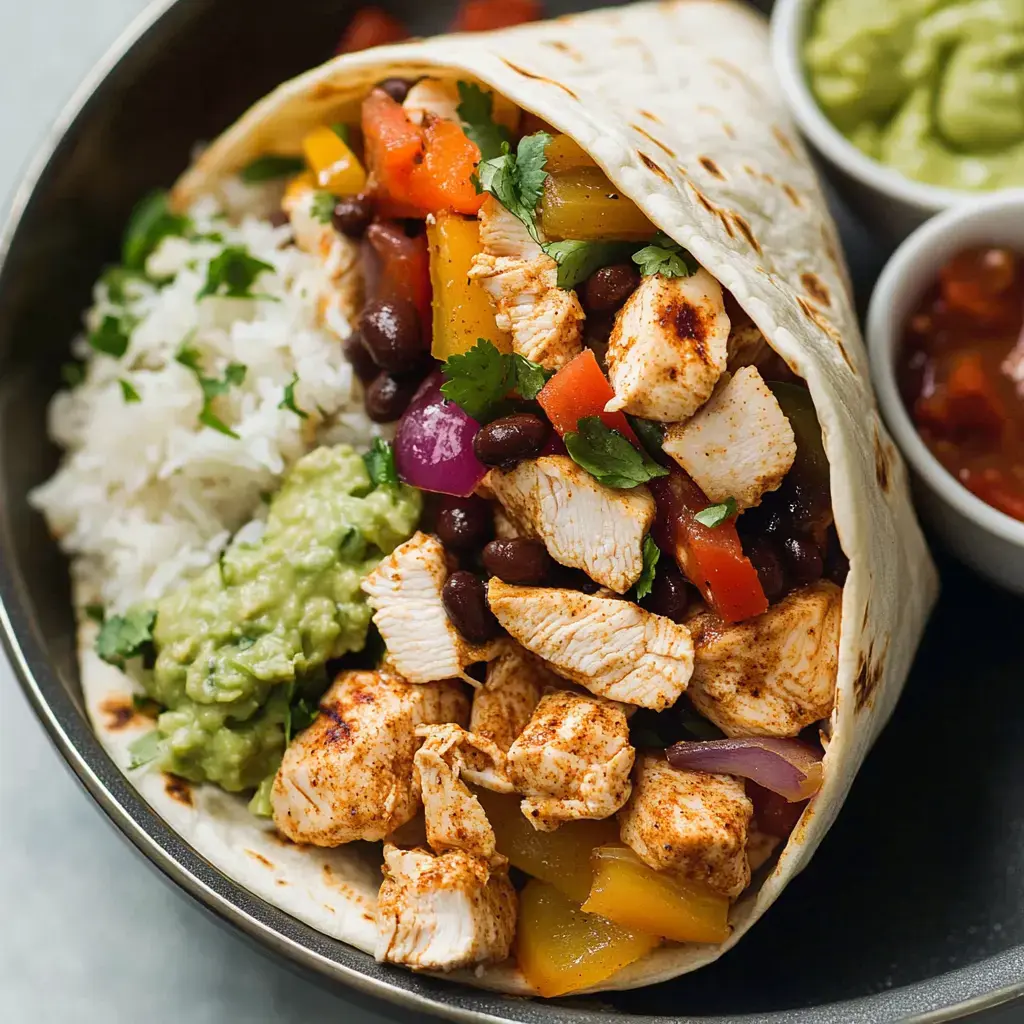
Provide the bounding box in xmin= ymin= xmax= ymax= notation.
xmin=453 ymin=0 xmax=542 ymax=32
xmin=366 ymin=222 xmax=432 ymax=346
xmin=650 ymin=470 xmax=768 ymax=624
xmin=336 ymin=7 xmax=409 ymax=54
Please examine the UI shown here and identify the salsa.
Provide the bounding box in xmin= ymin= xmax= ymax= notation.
xmin=899 ymin=246 xmax=1024 ymax=521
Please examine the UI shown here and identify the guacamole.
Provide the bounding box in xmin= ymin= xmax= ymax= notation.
xmin=805 ymin=0 xmax=1024 ymax=190
xmin=127 ymin=444 xmax=420 ymax=794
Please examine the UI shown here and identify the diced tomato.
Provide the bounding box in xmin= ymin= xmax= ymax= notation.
xmin=963 ymin=467 xmax=1024 ymax=520
xmin=650 ymin=470 xmax=768 ymax=624
xmin=537 ymin=349 xmax=640 ymax=444
xmin=939 ymin=247 xmax=1018 ymax=324
xmin=336 ymin=7 xmax=409 ymax=54
xmin=915 ymin=351 xmax=1007 ymax=442
xmin=453 ymin=0 xmax=542 ymax=32
xmin=366 ymin=222 xmax=432 ymax=345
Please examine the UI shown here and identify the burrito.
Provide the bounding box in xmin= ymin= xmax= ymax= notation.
xmin=31 ymin=0 xmax=938 ymax=997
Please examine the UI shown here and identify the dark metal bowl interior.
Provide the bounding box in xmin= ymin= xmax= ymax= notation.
xmin=1 ymin=1 xmax=1022 ymax=1021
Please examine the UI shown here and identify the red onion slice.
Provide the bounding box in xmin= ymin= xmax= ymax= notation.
xmin=666 ymin=737 xmax=823 ymax=802
xmin=394 ymin=371 xmax=488 ymax=497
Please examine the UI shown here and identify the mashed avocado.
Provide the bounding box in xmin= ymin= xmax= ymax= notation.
xmin=127 ymin=444 xmax=420 ymax=794
xmin=805 ymin=0 xmax=1024 ymax=189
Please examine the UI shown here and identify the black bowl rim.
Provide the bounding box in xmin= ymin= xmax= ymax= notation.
xmin=1 ymin=2 xmax=1022 ymax=1021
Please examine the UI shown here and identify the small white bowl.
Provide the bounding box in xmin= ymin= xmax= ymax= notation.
xmin=867 ymin=191 xmax=1024 ymax=593
xmin=770 ymin=0 xmax=982 ymax=244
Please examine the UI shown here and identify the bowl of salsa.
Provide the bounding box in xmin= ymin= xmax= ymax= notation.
xmin=868 ymin=191 xmax=1024 ymax=593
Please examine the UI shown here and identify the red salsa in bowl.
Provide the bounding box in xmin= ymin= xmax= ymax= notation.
xmin=898 ymin=247 xmax=1024 ymax=522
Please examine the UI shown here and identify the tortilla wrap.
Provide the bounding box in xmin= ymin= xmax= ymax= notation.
xmin=80 ymin=0 xmax=938 ymax=994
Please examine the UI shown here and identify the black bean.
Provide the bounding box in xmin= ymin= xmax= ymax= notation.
xmin=583 ymin=263 xmax=641 ymax=313
xmin=547 ymin=564 xmax=601 ymax=593
xmin=343 ymin=329 xmax=378 ymax=383
xmin=364 ymin=371 xmax=418 ymax=422
xmin=482 ymin=539 xmax=552 ymax=585
xmin=436 ymin=496 xmax=493 ymax=551
xmin=473 ymin=413 xmax=550 ymax=468
xmin=360 ymin=298 xmax=423 ymax=372
xmin=781 ymin=534 xmax=824 ymax=587
xmin=376 ymin=77 xmax=412 ymax=103
xmin=642 ymin=562 xmax=691 ymax=623
xmin=747 ymin=536 xmax=787 ymax=603
xmin=332 ymin=194 xmax=374 ymax=238
xmin=442 ymin=571 xmax=500 ymax=643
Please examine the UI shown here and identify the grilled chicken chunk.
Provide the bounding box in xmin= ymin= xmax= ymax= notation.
xmin=362 ymin=532 xmax=498 ymax=683
xmin=488 ymin=581 xmax=694 ymax=710
xmin=402 ymin=78 xmax=460 ymax=125
xmin=507 ymin=689 xmax=635 ymax=831
xmin=605 ymin=269 xmax=730 ymax=422
xmin=619 ymin=755 xmax=753 ymax=898
xmin=478 ymin=195 xmax=542 ymax=260
xmin=471 ymin=641 xmax=554 ymax=752
xmin=488 ymin=456 xmax=655 ymax=594
xmin=663 ymin=366 xmax=797 ymax=510
xmin=271 ymin=670 xmax=468 ymax=846
xmin=687 ymin=581 xmax=842 ymax=737
xmin=375 ymin=844 xmax=517 ymax=971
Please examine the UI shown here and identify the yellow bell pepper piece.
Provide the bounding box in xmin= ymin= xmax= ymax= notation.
xmin=544 ymin=134 xmax=597 ymax=174
xmin=302 ymin=126 xmax=366 ymax=196
xmin=428 ymin=213 xmax=511 ymax=359
xmin=475 ymin=789 xmax=618 ymax=902
xmin=516 ymin=879 xmax=659 ymax=997
xmin=540 ymin=166 xmax=654 ymax=241
xmin=284 ymin=171 xmax=316 ymax=206
xmin=582 ymin=844 xmax=731 ymax=944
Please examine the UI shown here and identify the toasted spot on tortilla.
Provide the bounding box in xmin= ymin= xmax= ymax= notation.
xmin=772 ymin=125 xmax=798 ymax=159
xmin=363 ymin=913 xmax=374 ymax=923
xmin=98 ymin=696 xmax=146 ymax=731
xmin=632 ymin=124 xmax=676 ymax=159
xmin=796 ymin=296 xmax=849 ymax=367
xmin=711 ymin=58 xmax=754 ymax=91
xmin=245 ymin=849 xmax=275 ymax=869
xmin=500 ymin=60 xmax=580 ymax=101
xmin=853 ymin=645 xmax=884 ymax=711
xmin=309 ymin=80 xmax=350 ymax=102
xmin=163 ymin=774 xmax=193 ymax=806
xmin=698 ymin=156 xmax=724 ymax=180
xmin=783 ymin=183 xmax=803 ymax=207
xmin=730 ymin=213 xmax=761 ymax=254
xmin=722 ymin=123 xmax=736 ymax=140
xmin=873 ymin=425 xmax=892 ymax=493
xmin=543 ymin=40 xmax=582 ymax=61
xmin=717 ymin=211 xmax=735 ymax=238
xmin=800 ymin=272 xmax=831 ymax=308
xmin=276 ymin=879 xmax=288 ymax=886
xmin=638 ymin=152 xmax=670 ymax=183
xmin=688 ymin=183 xmax=718 ymax=217
xmin=639 ymin=109 xmax=661 ymax=124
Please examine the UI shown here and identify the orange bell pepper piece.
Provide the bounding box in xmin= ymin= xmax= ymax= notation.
xmin=336 ymin=7 xmax=409 ymax=54
xmin=453 ymin=0 xmax=542 ymax=32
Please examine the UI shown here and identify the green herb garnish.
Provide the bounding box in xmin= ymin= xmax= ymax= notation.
xmin=478 ymin=132 xmax=552 ymax=244
xmin=119 ymin=379 xmax=141 ymax=404
xmin=88 ymin=314 xmax=134 ymax=359
xmin=122 ymin=191 xmax=192 ymax=272
xmin=363 ymin=437 xmax=399 ymax=487
xmin=456 ymin=82 xmax=512 ymax=163
xmin=632 ymin=232 xmax=699 ymax=278
xmin=310 ymin=191 xmax=336 ymax=225
xmin=239 ymin=154 xmax=306 ymax=184
xmin=176 ymin=344 xmax=247 ymax=438
xmin=563 ymin=416 xmax=669 ymax=489
xmin=95 ymin=607 xmax=156 ymax=667
xmin=101 ymin=266 xmax=149 ymax=305
xmin=628 ymin=415 xmax=666 ymax=463
xmin=633 ymin=535 xmax=661 ymax=601
xmin=278 ymin=372 xmax=308 ymax=419
xmin=84 ymin=603 xmax=105 ymax=624
xmin=61 ymin=362 xmax=85 ymax=389
xmin=286 ymin=698 xmax=320 ymax=744
xmin=197 ymin=246 xmax=275 ymax=301
xmin=694 ymin=497 xmax=738 ymax=528
xmin=540 ymin=240 xmax=637 ymax=291
xmin=439 ymin=339 xmax=553 ymax=421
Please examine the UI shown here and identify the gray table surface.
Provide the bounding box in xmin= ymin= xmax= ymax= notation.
xmin=0 ymin=3 xmax=1020 ymax=1023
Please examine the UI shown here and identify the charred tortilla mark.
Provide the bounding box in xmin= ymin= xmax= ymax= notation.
xmin=638 ymin=152 xmax=670 ymax=182
xmin=639 ymin=109 xmax=661 ymax=124
xmin=800 ymin=272 xmax=831 ymax=308
xmin=854 ymin=644 xmax=885 ymax=711
xmin=98 ymin=696 xmax=143 ymax=731
xmin=163 ymin=774 xmax=193 ymax=806
xmin=772 ymin=125 xmax=798 ymax=159
xmin=836 ymin=337 xmax=856 ymax=372
xmin=245 ymin=849 xmax=275 ymax=869
xmin=718 ymin=211 xmax=735 ymax=238
xmin=873 ymin=426 xmax=892 ymax=492
xmin=722 ymin=123 xmax=736 ymax=140
xmin=500 ymin=60 xmax=580 ymax=101
xmin=309 ymin=81 xmax=350 ymax=102
xmin=730 ymin=213 xmax=761 ymax=254
xmin=783 ymin=183 xmax=802 ymax=207
xmin=699 ymin=156 xmax=725 ymax=180
xmin=632 ymin=124 xmax=676 ymax=159
xmin=711 ymin=58 xmax=754 ymax=90
xmin=543 ymin=40 xmax=582 ymax=61
xmin=689 ymin=183 xmax=718 ymax=217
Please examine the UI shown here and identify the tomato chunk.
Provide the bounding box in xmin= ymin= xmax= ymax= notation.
xmin=453 ymin=0 xmax=542 ymax=32
xmin=915 ymin=351 xmax=1007 ymax=442
xmin=336 ymin=7 xmax=409 ymax=54
xmin=650 ymin=470 xmax=768 ymax=623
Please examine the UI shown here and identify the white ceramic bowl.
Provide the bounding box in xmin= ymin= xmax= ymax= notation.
xmin=770 ymin=0 xmax=982 ymax=244
xmin=866 ymin=191 xmax=1024 ymax=593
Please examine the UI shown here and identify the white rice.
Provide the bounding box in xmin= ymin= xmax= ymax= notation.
xmin=30 ymin=190 xmax=378 ymax=612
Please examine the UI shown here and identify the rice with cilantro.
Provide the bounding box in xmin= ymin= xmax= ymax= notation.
xmin=30 ymin=186 xmax=375 ymax=612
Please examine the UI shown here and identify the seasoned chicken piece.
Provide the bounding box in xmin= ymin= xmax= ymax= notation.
xmin=402 ymin=78 xmax=460 ymax=125
xmin=271 ymin=670 xmax=468 ymax=846
xmin=489 ymin=456 xmax=655 ymax=594
xmin=605 ymin=269 xmax=730 ymax=421
xmin=471 ymin=641 xmax=554 ymax=752
xmin=619 ymin=755 xmax=752 ymax=898
xmin=663 ymin=366 xmax=797 ymax=510
xmin=375 ymin=844 xmax=517 ymax=971
xmin=687 ymin=581 xmax=842 ymax=737
xmin=488 ymin=581 xmax=694 ymax=710
xmin=414 ymin=723 xmax=512 ymax=863
xmin=469 ymin=254 xmax=584 ymax=369
xmin=362 ymin=532 xmax=498 ymax=683
xmin=507 ymin=689 xmax=634 ymax=831
xmin=478 ymin=195 xmax=542 ymax=260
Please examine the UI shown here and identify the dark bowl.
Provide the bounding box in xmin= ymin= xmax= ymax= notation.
xmin=2 ymin=1 xmax=1022 ymax=1021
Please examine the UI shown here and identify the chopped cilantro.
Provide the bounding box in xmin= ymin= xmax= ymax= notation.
xmin=456 ymin=81 xmax=512 ymax=163
xmin=477 ymin=132 xmax=552 ymax=244
xmin=119 ymin=379 xmax=141 ymax=404
xmin=363 ymin=438 xmax=399 ymax=487
xmin=508 ymin=352 xmax=554 ymax=401
xmin=632 ymin=232 xmax=699 ymax=278
xmin=541 ymin=239 xmax=638 ymax=291
xmin=84 ymin=603 xmax=105 ymax=624
xmin=563 ymin=416 xmax=669 ymax=489
xmin=310 ymin=191 xmax=336 ymax=225
xmin=101 ymin=266 xmax=148 ymax=304
xmin=127 ymin=730 xmax=163 ymax=770
xmin=95 ymin=607 xmax=156 ymax=667
xmin=196 ymin=246 xmax=275 ymax=301
xmin=176 ymin=345 xmax=247 ymax=438
xmin=633 ymin=536 xmax=661 ymax=601
xmin=627 ymin=415 xmax=666 ymax=462
xmin=278 ymin=372 xmax=308 ymax=419
xmin=61 ymin=362 xmax=85 ymax=389
xmin=694 ymin=497 xmax=738 ymax=528
xmin=239 ymin=154 xmax=306 ymax=183
xmin=88 ymin=314 xmax=134 ymax=359
xmin=440 ymin=339 xmax=553 ymax=421
xmin=122 ymin=190 xmax=192 ymax=272
xmin=330 ymin=123 xmax=351 ymax=144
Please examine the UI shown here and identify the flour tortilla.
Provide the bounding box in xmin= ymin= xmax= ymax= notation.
xmin=81 ymin=0 xmax=938 ymax=994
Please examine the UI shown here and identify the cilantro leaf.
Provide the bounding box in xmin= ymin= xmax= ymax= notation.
xmin=541 ymin=240 xmax=637 ymax=291
xmin=278 ymin=372 xmax=308 ymax=419
xmin=61 ymin=362 xmax=85 ymax=389
xmin=627 ymin=415 xmax=665 ymax=462
xmin=440 ymin=338 xmax=509 ymax=420
xmin=88 ymin=314 xmax=134 ymax=358
xmin=478 ymin=132 xmax=552 ymax=244
xmin=239 ymin=154 xmax=306 ymax=183
xmin=633 ymin=536 xmax=660 ymax=601
xmin=694 ymin=497 xmax=738 ymax=528
xmin=84 ymin=604 xmax=105 ymax=624
xmin=127 ymin=730 xmax=163 ymax=770
xmin=310 ymin=191 xmax=336 ymax=225
xmin=119 ymin=378 xmax=141 ymax=404
xmin=456 ymin=81 xmax=511 ymax=162
xmin=95 ymin=607 xmax=156 ymax=667
xmin=563 ymin=416 xmax=669 ymax=489
xmin=197 ymin=246 xmax=275 ymax=301
xmin=632 ymin=233 xmax=699 ymax=278
xmin=122 ymin=191 xmax=192 ymax=272
xmin=363 ymin=437 xmax=399 ymax=487
xmin=176 ymin=346 xmax=247 ymax=437
xmin=508 ymin=353 xmax=554 ymax=401
xmin=286 ymin=698 xmax=321 ymax=744
xmin=101 ymin=266 xmax=148 ymax=304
